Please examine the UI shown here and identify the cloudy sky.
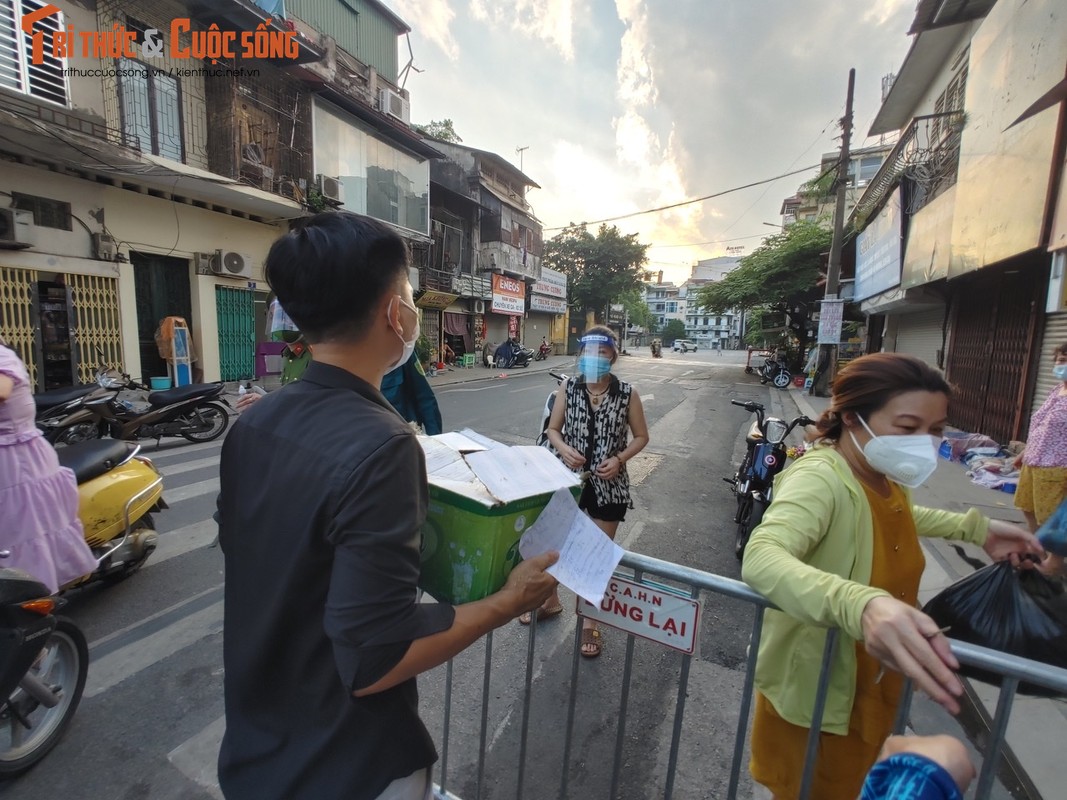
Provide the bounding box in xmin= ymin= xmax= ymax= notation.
xmin=388 ymin=0 xmax=916 ymax=284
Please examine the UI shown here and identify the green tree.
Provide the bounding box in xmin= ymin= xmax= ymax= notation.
xmin=696 ymin=219 xmax=831 ymax=367
xmin=543 ymin=224 xmax=650 ymax=323
xmin=662 ymin=319 xmax=687 ymax=344
xmin=413 ymin=119 xmax=463 ymax=143
xmin=618 ymin=288 xmax=655 ymax=331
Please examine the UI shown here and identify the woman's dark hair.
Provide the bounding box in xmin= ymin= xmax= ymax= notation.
xmin=1054 ymin=342 xmax=1067 ymax=360
xmin=814 ymin=352 xmax=952 ymax=441
xmin=265 ymin=212 xmax=409 ymax=343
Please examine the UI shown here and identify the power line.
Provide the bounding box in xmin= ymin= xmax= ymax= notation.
xmin=543 ymin=163 xmax=821 ymax=231
xmin=647 ymin=232 xmax=771 ymax=249
xmin=708 ymin=116 xmax=838 ymax=242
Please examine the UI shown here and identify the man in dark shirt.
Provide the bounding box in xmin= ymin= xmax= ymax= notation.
xmin=217 ymin=212 xmax=558 ymax=800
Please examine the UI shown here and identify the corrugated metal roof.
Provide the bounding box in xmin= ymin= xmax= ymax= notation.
xmin=908 ymin=0 xmax=996 ymax=35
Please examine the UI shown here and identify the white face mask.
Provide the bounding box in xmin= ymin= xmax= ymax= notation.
xmin=1054 ymin=363 xmax=1067 ymax=381
xmin=849 ymin=415 xmax=939 ymax=489
xmin=387 ymin=295 xmax=420 ymax=371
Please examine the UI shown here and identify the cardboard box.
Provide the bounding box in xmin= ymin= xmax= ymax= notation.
xmin=417 ymin=430 xmax=581 ymax=605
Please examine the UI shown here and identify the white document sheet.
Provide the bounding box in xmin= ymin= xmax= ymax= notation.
xmin=432 ymin=431 xmax=490 ymax=453
xmin=418 ymin=436 xmax=479 ymax=483
xmin=519 ymin=487 xmax=624 ymax=605
xmin=465 ymin=446 xmax=580 ymax=504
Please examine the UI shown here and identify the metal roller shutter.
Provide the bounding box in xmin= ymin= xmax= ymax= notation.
xmin=1030 ymin=311 xmax=1067 ymax=419
xmin=892 ymin=308 xmax=946 ymax=367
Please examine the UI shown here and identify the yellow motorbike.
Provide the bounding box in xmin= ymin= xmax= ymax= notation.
xmin=56 ymin=439 xmax=167 ymax=587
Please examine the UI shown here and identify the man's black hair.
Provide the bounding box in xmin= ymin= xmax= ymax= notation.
xmin=265 ymin=212 xmax=410 ymax=343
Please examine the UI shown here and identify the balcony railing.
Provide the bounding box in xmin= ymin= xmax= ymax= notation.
xmin=479 ymin=241 xmax=540 ymax=282
xmin=853 ymin=111 xmax=963 ymax=224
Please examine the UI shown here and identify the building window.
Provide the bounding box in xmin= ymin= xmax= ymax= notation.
xmin=932 ymin=50 xmax=968 ymax=143
xmin=857 ymin=156 xmax=881 ymax=186
xmin=118 ymin=58 xmax=184 ymax=161
xmin=12 ymin=192 xmax=71 ymax=230
xmin=0 ymin=0 xmax=68 ymax=105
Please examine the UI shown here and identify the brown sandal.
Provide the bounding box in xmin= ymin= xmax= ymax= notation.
xmin=580 ymin=626 xmax=602 ymax=658
xmin=518 ymin=603 xmax=564 ymax=625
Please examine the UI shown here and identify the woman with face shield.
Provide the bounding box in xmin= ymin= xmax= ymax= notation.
xmin=741 ymin=352 xmax=1044 ymax=800
xmin=522 ymin=326 xmax=649 ymax=657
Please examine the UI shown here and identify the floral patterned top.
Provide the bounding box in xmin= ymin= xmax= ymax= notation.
xmin=1023 ymin=386 xmax=1067 ymax=468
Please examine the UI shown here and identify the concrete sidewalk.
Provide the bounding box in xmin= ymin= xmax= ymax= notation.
xmin=784 ymin=386 xmax=1066 ymax=800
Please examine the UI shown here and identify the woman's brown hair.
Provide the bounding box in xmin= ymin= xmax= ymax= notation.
xmin=814 ymin=352 xmax=952 ymax=442
xmin=1054 ymin=342 xmax=1067 ymax=360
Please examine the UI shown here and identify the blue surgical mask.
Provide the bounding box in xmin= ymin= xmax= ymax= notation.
xmin=579 ymin=354 xmax=611 ymax=381
xmin=1054 ymin=364 xmax=1067 ymax=381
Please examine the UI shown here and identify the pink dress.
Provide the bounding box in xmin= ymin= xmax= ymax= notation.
xmin=0 ymin=346 xmax=97 ymax=593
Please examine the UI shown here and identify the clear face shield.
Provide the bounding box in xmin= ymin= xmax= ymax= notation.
xmin=576 ymin=334 xmax=616 ymax=381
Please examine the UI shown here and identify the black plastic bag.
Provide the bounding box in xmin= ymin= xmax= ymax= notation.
xmin=922 ymin=562 xmax=1067 ymax=696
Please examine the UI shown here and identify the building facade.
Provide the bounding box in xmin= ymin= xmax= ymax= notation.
xmin=424 ymin=141 xmax=551 ymax=358
xmin=849 ymin=0 xmax=1067 ymax=443
xmin=0 ymin=0 xmax=436 ymax=386
xmin=682 ymin=257 xmax=743 ymax=348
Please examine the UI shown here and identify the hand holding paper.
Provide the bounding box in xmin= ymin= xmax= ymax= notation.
xmin=519 ymin=488 xmax=624 ymax=605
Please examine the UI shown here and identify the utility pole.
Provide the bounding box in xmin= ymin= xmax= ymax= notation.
xmin=812 ymin=68 xmax=855 ymax=397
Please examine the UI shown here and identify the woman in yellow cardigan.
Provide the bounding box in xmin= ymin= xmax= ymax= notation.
xmin=741 ymin=353 xmax=1043 ymax=800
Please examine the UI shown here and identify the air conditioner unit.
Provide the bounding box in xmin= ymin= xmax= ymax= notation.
xmin=211 ymin=250 xmax=255 ymax=279
xmin=0 ymin=209 xmax=35 ymax=249
xmin=378 ymin=87 xmax=410 ymax=124
xmin=472 ymin=299 xmax=485 ymax=314
xmin=240 ymin=162 xmax=275 ymax=191
xmin=316 ymin=174 xmax=343 ymax=204
xmin=278 ymin=178 xmax=299 ymax=200
xmin=194 ymin=252 xmax=214 ymax=274
xmin=91 ymin=232 xmax=117 ymax=261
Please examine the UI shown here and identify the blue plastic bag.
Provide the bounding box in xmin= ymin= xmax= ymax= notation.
xmin=1036 ymin=497 xmax=1067 ymax=557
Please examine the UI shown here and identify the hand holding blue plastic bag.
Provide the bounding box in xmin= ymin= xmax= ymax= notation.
xmin=1036 ymin=497 xmax=1067 ymax=557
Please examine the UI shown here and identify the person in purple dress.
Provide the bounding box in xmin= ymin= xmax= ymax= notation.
xmin=0 ymin=339 xmax=96 ymax=593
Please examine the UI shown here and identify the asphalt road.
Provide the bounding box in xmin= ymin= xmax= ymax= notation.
xmin=3 ymin=350 xmax=773 ymax=800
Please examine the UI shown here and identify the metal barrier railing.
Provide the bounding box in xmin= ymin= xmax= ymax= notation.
xmin=428 ymin=550 xmax=1067 ymax=800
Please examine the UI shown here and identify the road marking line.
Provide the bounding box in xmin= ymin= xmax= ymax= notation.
xmin=86 ymin=598 xmax=223 ymax=698
xmin=139 ymin=440 xmax=225 ymax=461
xmin=152 ymin=519 xmax=219 ymax=566
xmin=164 ymin=477 xmax=220 ymax=505
xmin=169 ymin=715 xmax=225 ymax=800
xmin=643 ymin=393 xmax=655 ymax=403
xmin=438 ymin=384 xmax=506 ymax=394
xmin=159 ymin=456 xmax=219 ymax=477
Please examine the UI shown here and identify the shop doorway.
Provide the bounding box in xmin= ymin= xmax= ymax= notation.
xmin=131 ymin=252 xmax=193 ymax=385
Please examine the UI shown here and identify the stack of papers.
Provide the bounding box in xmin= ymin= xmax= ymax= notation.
xmin=417 ymin=429 xmax=581 ymax=507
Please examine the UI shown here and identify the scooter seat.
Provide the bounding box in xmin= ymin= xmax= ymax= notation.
xmin=745 ymin=432 xmax=764 ymax=444
xmin=0 ymin=568 xmax=52 ymax=604
xmin=148 ymin=382 xmax=223 ymax=407
xmin=57 ymin=439 xmax=133 ymax=484
xmin=33 ymin=384 xmax=97 ymax=411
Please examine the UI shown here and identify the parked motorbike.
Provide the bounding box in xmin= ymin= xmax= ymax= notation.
xmin=58 ymin=438 xmax=166 ymax=585
xmin=35 ymin=383 xmax=110 ymax=446
xmin=725 ymin=399 xmax=813 ymax=561
xmin=85 ymin=375 xmax=230 ymax=443
xmin=495 ymin=342 xmax=534 ymax=369
xmin=758 ymin=355 xmax=792 ymax=389
xmin=0 ymin=569 xmax=88 ymax=777
xmin=536 ymin=371 xmax=569 ymax=445
xmin=534 ymin=340 xmax=551 ymax=362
